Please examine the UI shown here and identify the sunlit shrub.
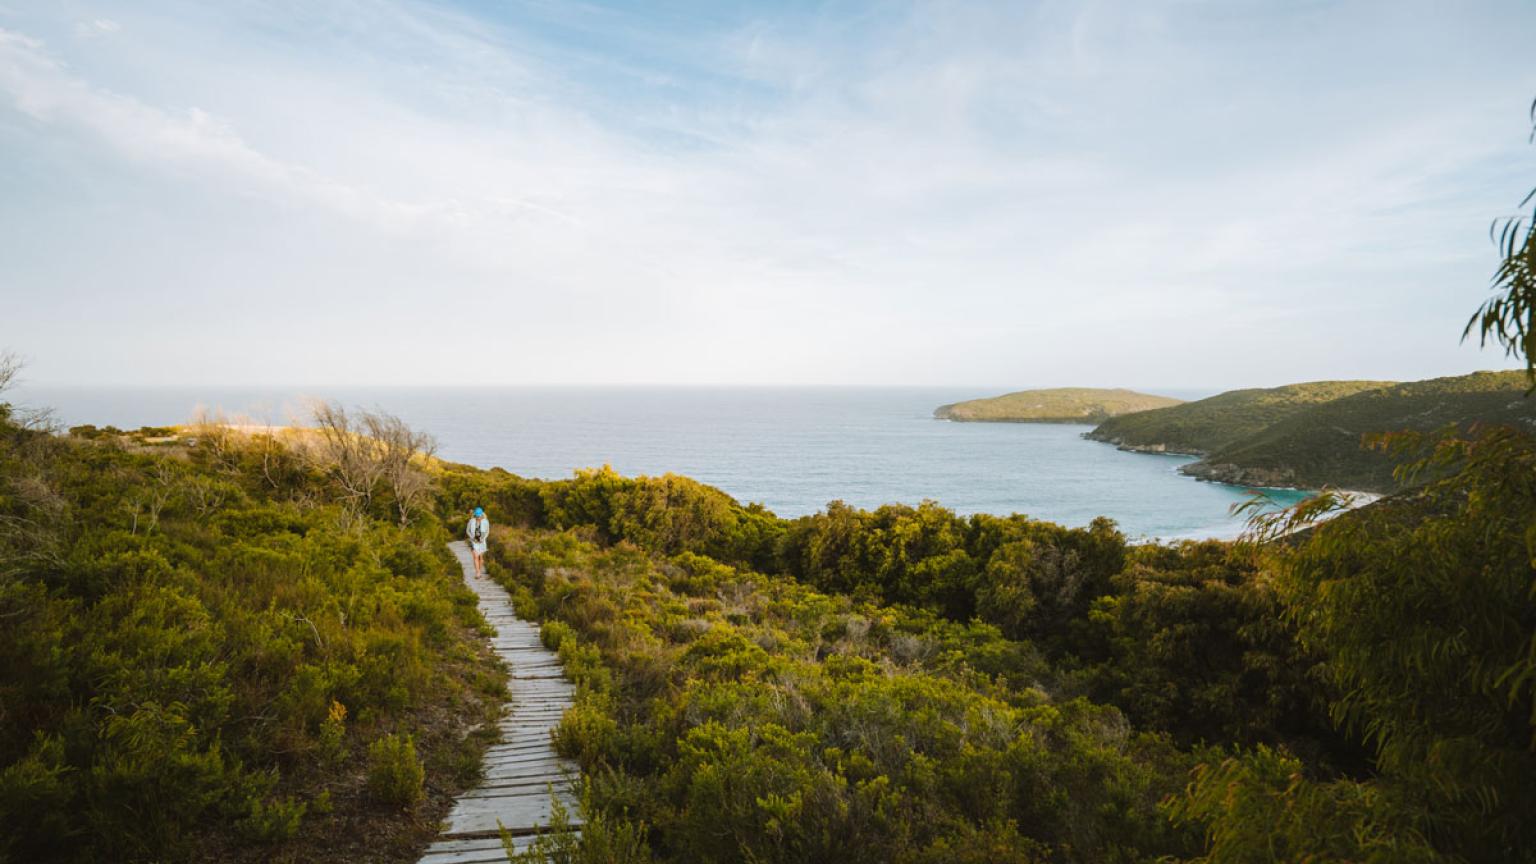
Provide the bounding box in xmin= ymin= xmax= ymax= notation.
xmin=553 ymin=702 xmax=619 ymax=764
xmin=365 ymin=733 xmax=424 ymax=807
xmin=541 ymin=619 xmax=576 ymax=652
xmin=318 ymin=699 xmax=348 ymax=766
xmin=236 ymin=794 xmax=308 ymax=843
xmin=0 ymin=409 xmax=489 ymax=861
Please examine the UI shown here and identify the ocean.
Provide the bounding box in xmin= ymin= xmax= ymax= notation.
xmin=12 ymin=385 xmax=1311 ymax=540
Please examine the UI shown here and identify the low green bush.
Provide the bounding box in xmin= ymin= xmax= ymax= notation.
xmin=366 ymin=733 xmax=425 ymax=808
xmin=0 ymin=412 xmax=494 ymax=861
xmin=236 ymin=795 xmax=307 ymax=844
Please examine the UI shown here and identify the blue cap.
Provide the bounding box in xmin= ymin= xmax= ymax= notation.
xmin=473 ymin=507 xmax=484 ymax=517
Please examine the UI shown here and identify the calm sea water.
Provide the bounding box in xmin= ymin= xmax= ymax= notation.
xmin=13 ymin=386 xmax=1310 ymax=540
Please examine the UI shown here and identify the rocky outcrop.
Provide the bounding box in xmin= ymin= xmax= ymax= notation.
xmin=1082 ymin=432 xmax=1206 ymax=457
xmin=1179 ymin=461 xmax=1301 ymax=489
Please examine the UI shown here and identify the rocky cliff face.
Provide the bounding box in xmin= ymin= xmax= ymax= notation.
xmin=1082 ymin=432 xmax=1206 ymax=457
xmin=1179 ymin=461 xmax=1300 ymax=488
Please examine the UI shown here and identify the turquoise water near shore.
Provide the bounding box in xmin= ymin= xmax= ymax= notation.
xmin=15 ymin=386 xmax=1311 ymax=539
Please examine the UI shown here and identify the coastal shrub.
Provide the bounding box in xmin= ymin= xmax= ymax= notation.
xmin=1164 ymin=745 xmax=1443 ymax=864
xmin=318 ymin=699 xmax=348 ymax=767
xmin=506 ymin=783 xmax=654 ymax=864
xmin=541 ymin=619 xmax=576 ymax=652
xmin=1074 ymin=540 xmax=1338 ymax=750
xmin=1267 ymin=426 xmax=1536 ymax=857
xmin=537 ymin=466 xmax=784 ymax=568
xmin=366 ymin=733 xmax=425 ymax=808
xmin=552 ymin=702 xmax=620 ymax=764
xmin=488 ymin=526 xmax=1203 ymax=862
xmin=775 ymin=501 xmax=1125 ymax=653
xmin=480 ymin=420 xmax=1536 ymax=862
xmin=0 ymin=735 xmax=73 ymax=861
xmin=0 ymin=411 xmax=497 ymax=862
xmin=236 ymin=795 xmax=308 ymax=844
xmin=11 ymin=353 xmax=1535 ymax=862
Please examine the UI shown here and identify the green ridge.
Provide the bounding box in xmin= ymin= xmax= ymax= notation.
xmin=1184 ymin=370 xmax=1536 ymax=491
xmin=1086 ymin=380 xmax=1394 ymax=455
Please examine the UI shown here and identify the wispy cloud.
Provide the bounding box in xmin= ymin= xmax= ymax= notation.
xmin=1 ymin=1 xmax=1533 ymax=387
xmin=0 ymin=27 xmax=436 ymax=228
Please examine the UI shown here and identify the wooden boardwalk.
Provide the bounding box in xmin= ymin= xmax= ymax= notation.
xmin=419 ymin=541 xmax=580 ymax=864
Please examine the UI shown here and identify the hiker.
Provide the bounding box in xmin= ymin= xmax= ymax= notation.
xmin=466 ymin=507 xmax=490 ymax=578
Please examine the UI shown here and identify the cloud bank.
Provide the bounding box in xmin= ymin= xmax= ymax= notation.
xmin=1 ymin=0 xmax=1533 ymax=387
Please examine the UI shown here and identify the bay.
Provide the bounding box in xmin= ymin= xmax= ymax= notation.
xmin=13 ymin=385 xmax=1310 ymax=540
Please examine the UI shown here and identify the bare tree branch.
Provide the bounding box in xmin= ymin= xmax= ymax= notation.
xmin=302 ymin=402 xmax=436 ymax=526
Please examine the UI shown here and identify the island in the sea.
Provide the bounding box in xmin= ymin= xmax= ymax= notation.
xmin=933 ymin=387 xmax=1183 ymax=423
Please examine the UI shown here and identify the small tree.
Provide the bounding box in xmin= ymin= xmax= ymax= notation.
xmin=365 ymin=733 xmax=424 ymax=807
xmin=308 ymin=402 xmax=386 ymax=517
xmin=0 ymin=351 xmax=54 ymax=432
xmin=1465 ymin=97 xmax=1536 ymax=383
xmin=0 ymin=352 xmax=67 ymax=576
xmin=0 ymin=350 xmax=19 ymax=397
xmin=360 ymin=411 xmax=437 ymax=527
xmin=306 ymin=403 xmax=436 ymax=526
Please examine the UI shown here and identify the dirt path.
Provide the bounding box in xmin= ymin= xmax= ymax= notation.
xmin=418 ymin=541 xmax=579 ymax=863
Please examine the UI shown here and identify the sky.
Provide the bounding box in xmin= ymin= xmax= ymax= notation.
xmin=1 ymin=0 xmax=1534 ymax=389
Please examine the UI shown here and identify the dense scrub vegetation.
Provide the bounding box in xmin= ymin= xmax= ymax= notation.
xmin=3 ymin=385 xmax=1532 ymax=863
xmin=1162 ymin=426 xmax=1536 ymax=863
xmin=494 ymin=528 xmax=1199 ymax=862
xmin=436 ymin=426 xmax=1534 ymax=863
xmin=1085 ymin=380 xmax=1393 ymax=455
xmin=8 ymin=385 xmax=1531 ymax=862
xmin=0 ymin=397 xmax=504 ymax=863
xmin=933 ymin=388 xmax=1182 ymax=423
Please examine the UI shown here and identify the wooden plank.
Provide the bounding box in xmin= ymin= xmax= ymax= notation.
xmin=480 ymin=762 xmax=576 ymax=778
xmin=421 ymin=835 xmax=539 ymax=864
xmin=463 ymin=786 xmax=577 ymax=804
xmin=443 ymin=796 xmax=584 ymax=838
xmin=464 ymin=776 xmax=577 ymax=796
xmin=481 ymin=754 xmax=573 ymax=770
xmin=497 ymin=723 xmax=560 ymax=735
xmin=416 ymin=542 xmax=584 ymax=861
xmin=480 ymin=752 xmax=575 ymax=768
xmin=482 ymin=762 xmax=579 ymax=782
xmin=480 ymin=749 xmax=569 ymax=762
xmin=501 ymin=715 xmax=564 ymax=723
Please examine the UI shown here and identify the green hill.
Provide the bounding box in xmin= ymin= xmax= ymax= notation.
xmin=1086 ymin=380 xmax=1394 ymax=455
xmin=934 ymin=387 xmax=1182 ymax=423
xmin=1182 ymin=370 xmax=1536 ymax=491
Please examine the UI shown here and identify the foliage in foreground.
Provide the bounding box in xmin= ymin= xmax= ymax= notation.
xmin=459 ymin=419 xmax=1535 ymax=862
xmin=3 ymin=394 xmax=1532 ymax=863
xmin=0 ymin=411 xmax=500 ymax=863
xmin=491 ymin=527 xmax=1199 ymax=862
xmin=1465 ymin=96 xmax=1536 ymax=384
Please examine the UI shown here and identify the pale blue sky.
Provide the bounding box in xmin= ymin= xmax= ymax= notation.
xmin=2 ymin=0 xmax=1533 ymax=387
